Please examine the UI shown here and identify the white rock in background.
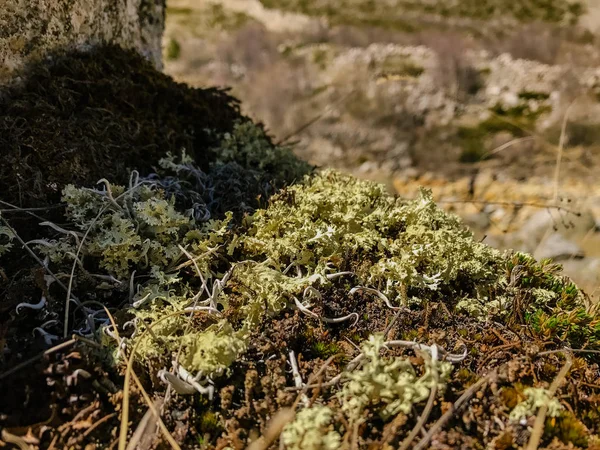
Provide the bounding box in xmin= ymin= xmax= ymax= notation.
xmin=534 ymin=233 xmax=585 ymax=261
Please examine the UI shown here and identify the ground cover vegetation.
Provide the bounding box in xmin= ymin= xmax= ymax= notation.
xmin=0 ymin=45 xmax=599 ymax=450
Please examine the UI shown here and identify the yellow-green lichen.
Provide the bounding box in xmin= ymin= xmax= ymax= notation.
xmin=338 ymin=334 xmax=452 ymax=421
xmin=0 ymin=220 xmax=15 ymax=257
xmin=242 ymin=170 xmax=502 ymax=310
xmin=510 ymin=387 xmax=563 ymax=422
xmin=281 ymin=405 xmax=341 ymax=450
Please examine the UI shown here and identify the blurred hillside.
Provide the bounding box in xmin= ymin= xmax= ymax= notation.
xmin=162 ymin=0 xmax=600 ymax=294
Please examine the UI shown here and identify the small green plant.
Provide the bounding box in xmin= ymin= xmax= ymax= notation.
xmin=165 ymin=37 xmax=181 ymax=60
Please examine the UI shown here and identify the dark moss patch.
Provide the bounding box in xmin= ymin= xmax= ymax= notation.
xmin=0 ymin=45 xmax=245 ymax=209
xmin=518 ymin=90 xmax=551 ymax=101
xmin=457 ymin=102 xmax=551 ymax=162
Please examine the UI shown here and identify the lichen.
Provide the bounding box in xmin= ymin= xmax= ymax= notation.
xmin=178 ymin=321 xmax=248 ymax=377
xmin=338 ymin=334 xmax=452 ymax=421
xmin=0 ymin=220 xmax=14 ymax=257
xmin=510 ymin=387 xmax=563 ymax=421
xmin=242 ymin=170 xmax=502 ymax=310
xmin=282 ymin=406 xmax=341 ymax=450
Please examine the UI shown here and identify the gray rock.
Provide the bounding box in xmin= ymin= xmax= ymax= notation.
xmin=561 ymin=257 xmax=600 ymax=292
xmin=534 ymin=233 xmax=585 ymax=261
xmin=1 ymin=0 xmax=165 ymax=85
xmin=462 ymin=212 xmax=491 ymax=232
xmin=519 ymin=208 xmax=596 ymax=244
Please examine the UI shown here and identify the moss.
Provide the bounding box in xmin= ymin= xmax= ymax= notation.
xmin=0 ymin=45 xmax=246 ymax=209
xmin=312 ymin=341 xmax=342 ymax=359
xmin=457 ymin=102 xmax=551 ymax=163
xmin=164 ymin=37 xmax=181 ymax=60
xmin=545 ymin=412 xmax=590 ymax=447
xmin=18 ymin=157 xmax=600 ymax=445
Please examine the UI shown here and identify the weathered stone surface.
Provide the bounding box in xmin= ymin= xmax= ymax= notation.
xmin=534 ymin=232 xmax=585 ymax=261
xmin=0 ymin=0 xmax=165 ymax=83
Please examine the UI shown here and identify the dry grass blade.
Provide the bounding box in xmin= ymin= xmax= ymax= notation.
xmin=413 ymin=369 xmax=497 ymax=450
xmin=126 ymin=403 xmax=160 ymax=450
xmin=553 ymin=102 xmax=575 ymax=204
xmin=398 ymin=347 xmax=439 ymax=450
xmin=525 ymin=351 xmax=573 ymax=450
xmin=480 ymin=136 xmax=536 ymax=160
xmin=245 ymin=408 xmax=295 ymax=450
xmin=101 ymin=306 xmax=183 ymax=450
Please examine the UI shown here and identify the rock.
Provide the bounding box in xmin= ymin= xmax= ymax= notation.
xmin=534 ymin=233 xmax=585 ymax=261
xmin=462 ymin=212 xmax=491 ymax=232
xmin=0 ymin=0 xmax=165 ymax=84
xmin=561 ymin=257 xmax=600 ymax=292
xmin=518 ymin=208 xmax=596 ymax=244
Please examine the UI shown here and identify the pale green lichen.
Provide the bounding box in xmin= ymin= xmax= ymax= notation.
xmin=216 ymin=121 xmax=310 ymax=182
xmin=225 ymin=262 xmax=330 ymax=328
xmin=37 ymin=166 xmax=600 ymax=403
xmin=242 ymin=170 xmax=502 ymax=310
xmin=338 ymin=334 xmax=452 ymax=421
xmin=40 ymin=183 xmax=227 ymax=279
xmin=0 ymin=221 xmax=14 ymax=257
xmin=178 ymin=321 xmax=248 ymax=376
xmin=281 ymin=405 xmax=341 ymax=450
xmin=510 ymin=387 xmax=563 ymax=421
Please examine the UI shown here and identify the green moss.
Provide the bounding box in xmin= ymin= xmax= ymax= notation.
xmin=457 ymin=102 xmax=551 ymax=163
xmin=545 ymin=412 xmax=589 ymax=447
xmin=518 ymin=91 xmax=550 ymax=101
xmin=380 ymin=56 xmax=424 ymax=78
xmin=165 ymin=37 xmax=181 ymax=61
xmin=312 ymin=341 xmax=342 ymax=358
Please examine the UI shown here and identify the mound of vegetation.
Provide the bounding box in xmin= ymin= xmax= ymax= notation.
xmin=0 ymin=45 xmax=307 ymax=211
xmin=0 ymin=45 xmax=599 ymax=450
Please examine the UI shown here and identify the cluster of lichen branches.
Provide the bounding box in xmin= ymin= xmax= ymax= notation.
xmin=3 ymin=122 xmax=600 ymax=448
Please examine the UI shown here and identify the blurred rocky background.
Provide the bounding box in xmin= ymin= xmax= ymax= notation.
xmin=161 ymin=0 xmax=600 ymax=296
